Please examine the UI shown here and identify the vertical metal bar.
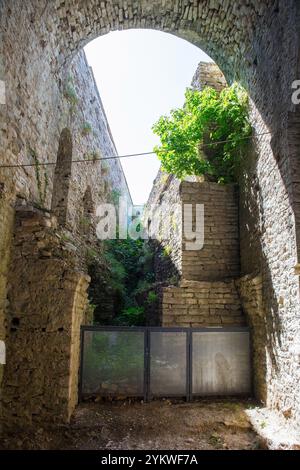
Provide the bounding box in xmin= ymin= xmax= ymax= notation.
xmin=189 ymin=329 xmax=193 ymax=401
xmin=78 ymin=326 xmax=85 ymax=403
xmin=143 ymin=328 xmax=148 ymax=402
xmin=248 ymin=329 xmax=254 ymax=397
xmin=144 ymin=328 xmax=151 ymax=402
xmin=186 ymin=329 xmax=190 ymax=402
xmin=146 ymin=328 xmax=151 ymax=402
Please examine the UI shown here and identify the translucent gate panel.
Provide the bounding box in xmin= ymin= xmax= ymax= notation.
xmin=192 ymin=331 xmax=251 ymax=396
xmin=81 ymin=330 xmax=145 ymax=397
xmin=150 ymin=331 xmax=187 ymax=397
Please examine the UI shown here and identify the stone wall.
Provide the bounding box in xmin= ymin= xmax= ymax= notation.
xmin=145 ymin=174 xmax=244 ymax=328
xmin=1 ymin=0 xmax=300 ymax=432
xmin=158 ymin=180 xmax=244 ymax=329
xmin=0 ymin=197 xmax=14 ymax=390
xmin=0 ymin=24 xmax=131 ymax=426
xmin=145 ymin=170 xmax=182 ymax=282
xmin=1 ymin=204 xmax=90 ymax=427
xmin=181 ymin=181 xmax=240 ymax=281
xmin=191 ymin=62 xmax=227 ymax=92
xmin=236 ymin=274 xmax=267 ymax=402
xmin=65 ymin=51 xmax=132 ymax=233
xmin=145 ymin=178 xmax=240 ymax=282
xmin=163 ymin=280 xmax=245 ymax=328
xmin=145 ymin=63 xmax=244 ymax=330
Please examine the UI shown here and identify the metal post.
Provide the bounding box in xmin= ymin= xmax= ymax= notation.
xmin=78 ymin=326 xmax=85 ymax=403
xmin=144 ymin=328 xmax=151 ymax=402
xmin=186 ymin=329 xmax=193 ymax=402
xmin=189 ymin=329 xmax=193 ymax=402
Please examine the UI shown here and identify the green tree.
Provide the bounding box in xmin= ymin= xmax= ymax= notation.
xmin=152 ymin=84 xmax=252 ymax=183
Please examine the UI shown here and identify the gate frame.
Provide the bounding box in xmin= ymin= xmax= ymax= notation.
xmin=79 ymin=326 xmax=251 ymax=403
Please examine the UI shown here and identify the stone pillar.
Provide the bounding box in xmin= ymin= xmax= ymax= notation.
xmin=236 ymin=274 xmax=267 ymax=403
xmin=0 ymin=197 xmax=14 ymax=417
xmin=1 ymin=205 xmax=90 ymax=428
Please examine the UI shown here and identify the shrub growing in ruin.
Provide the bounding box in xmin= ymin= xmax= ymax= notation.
xmin=152 ymin=84 xmax=252 ymax=183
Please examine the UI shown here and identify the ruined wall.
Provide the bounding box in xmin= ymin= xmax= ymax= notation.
xmin=145 ymin=63 xmax=243 ymax=329
xmin=0 ymin=3 xmax=131 ymax=426
xmin=1 ymin=0 xmax=300 ymax=430
xmin=145 ymin=174 xmax=244 ymax=328
xmin=65 ymin=51 xmax=131 ymax=233
xmin=145 ymin=178 xmax=240 ymax=283
xmin=1 ymin=204 xmax=90 ymax=427
xmin=160 ymin=181 xmax=243 ymax=329
xmin=236 ymin=274 xmax=267 ymax=401
xmin=163 ymin=280 xmax=245 ymax=328
xmin=181 ymin=182 xmax=240 ymax=281
xmin=191 ymin=62 xmax=227 ymax=92
xmin=145 ymin=170 xmax=182 ymax=282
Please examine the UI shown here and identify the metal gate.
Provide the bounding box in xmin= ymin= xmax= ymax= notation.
xmin=79 ymin=326 xmax=252 ymax=401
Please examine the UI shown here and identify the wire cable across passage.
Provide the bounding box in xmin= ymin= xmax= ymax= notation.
xmin=0 ymin=131 xmax=271 ymax=169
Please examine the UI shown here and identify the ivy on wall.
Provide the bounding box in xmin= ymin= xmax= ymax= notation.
xmin=152 ymin=84 xmax=252 ymax=183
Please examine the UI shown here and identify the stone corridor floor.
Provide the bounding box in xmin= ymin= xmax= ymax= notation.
xmin=0 ymin=399 xmax=262 ymax=450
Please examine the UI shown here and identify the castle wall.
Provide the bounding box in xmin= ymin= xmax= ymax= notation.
xmin=0 ymin=26 xmax=131 ymax=425
xmin=0 ymin=0 xmax=300 ymax=431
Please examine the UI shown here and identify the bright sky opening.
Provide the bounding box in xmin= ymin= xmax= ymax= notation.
xmin=85 ymin=29 xmax=212 ymax=205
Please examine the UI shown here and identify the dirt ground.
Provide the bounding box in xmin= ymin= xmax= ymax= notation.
xmin=0 ymin=398 xmax=262 ymax=450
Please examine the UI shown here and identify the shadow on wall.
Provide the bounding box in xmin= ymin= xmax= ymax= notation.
xmin=51 ymin=128 xmax=72 ymax=226
xmin=238 ymin=142 xmax=284 ymax=405
xmin=151 ymin=239 xmax=180 ymax=286
xmin=80 ymin=185 xmax=95 ymax=238
xmin=258 ymin=190 xmax=283 ymax=388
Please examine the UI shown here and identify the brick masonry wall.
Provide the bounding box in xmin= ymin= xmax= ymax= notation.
xmin=158 ymin=179 xmax=244 ymax=329
xmin=181 ymin=181 xmax=240 ymax=281
xmin=163 ymin=280 xmax=245 ymax=328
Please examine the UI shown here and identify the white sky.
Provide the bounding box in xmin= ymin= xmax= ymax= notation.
xmin=85 ymin=29 xmax=212 ymax=205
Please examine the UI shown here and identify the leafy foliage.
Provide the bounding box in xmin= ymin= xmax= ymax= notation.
xmin=115 ymin=306 xmax=145 ymax=326
xmin=64 ymin=75 xmax=78 ymax=113
xmin=152 ymin=84 xmax=252 ymax=183
xmin=82 ymin=121 xmax=93 ymax=136
xmin=110 ymin=189 xmax=122 ymax=206
xmin=146 ymin=291 xmax=158 ymax=304
xmin=88 ymin=238 xmax=156 ymax=326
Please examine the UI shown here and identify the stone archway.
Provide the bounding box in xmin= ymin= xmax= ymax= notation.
xmin=0 ymin=0 xmax=300 ymax=429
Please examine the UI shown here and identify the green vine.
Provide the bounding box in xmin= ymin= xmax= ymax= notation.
xmin=162 ymin=245 xmax=172 ymax=258
xmin=84 ymin=149 xmax=100 ymax=163
xmin=101 ymin=161 xmax=109 ymax=175
xmin=153 ymin=84 xmax=252 ymax=183
xmin=110 ymin=189 xmax=122 ymax=206
xmin=64 ymin=74 xmax=78 ymax=113
xmin=81 ymin=121 xmax=93 ymax=136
